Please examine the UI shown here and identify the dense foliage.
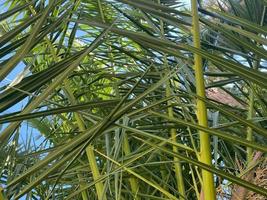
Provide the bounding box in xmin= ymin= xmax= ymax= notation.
xmin=0 ymin=0 xmax=266 ymax=199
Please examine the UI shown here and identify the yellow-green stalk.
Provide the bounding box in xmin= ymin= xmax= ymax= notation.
xmin=96 ymin=1 xmax=140 ymax=197
xmin=157 ymin=0 xmax=186 ymax=196
xmin=246 ymin=91 xmax=254 ymax=163
xmin=86 ymin=145 xmax=107 ymax=200
xmin=24 ymin=2 xmax=91 ymax=199
xmin=186 ymin=152 xmax=200 ymax=200
xmin=247 ymin=2 xmax=265 ymax=171
xmin=246 ymin=57 xmax=259 ymax=163
xmin=77 ymin=173 xmax=89 ymax=200
xmin=166 ymin=84 xmax=186 ymax=199
xmin=0 ymin=187 xmax=5 ymax=200
xmin=190 ymin=0 xmax=215 ymax=199
xmin=95 ymin=149 xmax=177 ymax=200
xmin=64 ymin=81 xmax=107 ymax=200
xmin=123 ymin=135 xmax=140 ymax=199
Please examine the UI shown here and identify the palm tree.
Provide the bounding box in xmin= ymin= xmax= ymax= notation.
xmin=0 ymin=0 xmax=266 ymax=199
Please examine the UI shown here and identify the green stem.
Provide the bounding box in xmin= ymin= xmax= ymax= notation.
xmin=186 ymin=152 xmax=200 ymax=200
xmin=77 ymin=173 xmax=89 ymax=200
xmin=97 ymin=1 xmax=140 ymax=197
xmin=166 ymin=84 xmax=186 ymax=199
xmin=123 ymin=134 xmax=140 ymax=199
xmin=20 ymin=3 xmax=91 ymax=200
xmin=97 ymin=0 xmax=106 ymax=23
xmin=190 ymin=0 xmax=215 ymax=199
xmin=63 ymin=80 xmax=107 ymax=200
xmin=157 ymin=0 xmax=186 ymax=196
xmin=246 ymin=91 xmax=254 ymax=163
xmin=96 ymin=150 xmax=177 ymax=200
xmin=246 ymin=57 xmax=260 ymax=163
xmin=246 ymin=3 xmax=265 ymax=162
xmin=0 ymin=187 xmax=5 ymax=200
xmin=86 ymin=145 xmax=107 ymax=200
